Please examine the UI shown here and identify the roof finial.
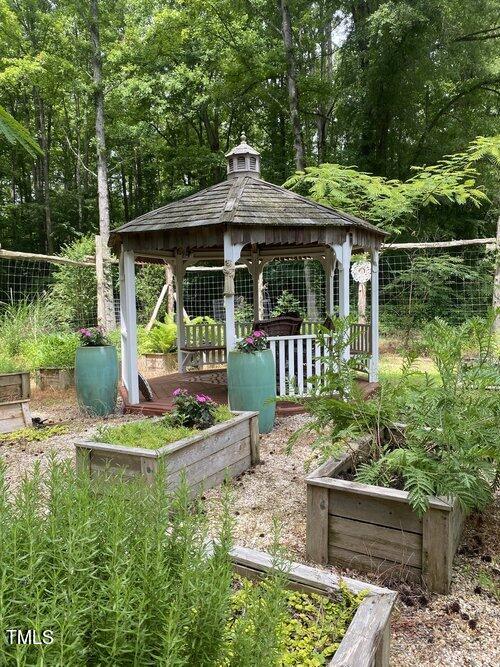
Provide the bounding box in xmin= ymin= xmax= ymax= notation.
xmin=240 ymin=131 xmax=247 ymax=143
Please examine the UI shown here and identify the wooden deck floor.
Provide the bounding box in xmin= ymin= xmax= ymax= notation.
xmin=122 ymin=370 xmax=379 ymax=417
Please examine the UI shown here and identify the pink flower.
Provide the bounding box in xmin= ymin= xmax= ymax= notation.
xmin=253 ymin=330 xmax=262 ymax=337
xmin=173 ymin=388 xmax=182 ymax=397
xmin=245 ymin=336 xmax=254 ymax=344
xmin=196 ymin=394 xmax=207 ymax=403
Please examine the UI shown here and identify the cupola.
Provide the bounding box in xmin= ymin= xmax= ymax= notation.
xmin=225 ymin=132 xmax=261 ymax=179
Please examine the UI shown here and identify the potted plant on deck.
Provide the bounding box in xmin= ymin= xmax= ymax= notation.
xmin=227 ymin=330 xmax=276 ymax=433
xmin=75 ymin=327 xmax=118 ymax=416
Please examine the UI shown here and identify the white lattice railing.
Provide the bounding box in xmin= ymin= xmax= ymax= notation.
xmin=183 ymin=322 xmax=372 ymax=397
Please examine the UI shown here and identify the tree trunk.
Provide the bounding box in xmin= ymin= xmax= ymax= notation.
xmin=494 ymin=213 xmax=500 ymax=331
xmin=279 ymin=0 xmax=305 ymax=171
xmin=35 ymin=94 xmax=53 ymax=253
xmin=89 ymin=0 xmax=115 ymax=332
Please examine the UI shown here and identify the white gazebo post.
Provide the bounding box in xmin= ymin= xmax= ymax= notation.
xmin=369 ymin=249 xmax=380 ymax=382
xmin=119 ymin=247 xmax=139 ymax=404
xmin=223 ymin=231 xmax=244 ymax=354
xmin=173 ymin=255 xmax=187 ymax=373
xmin=333 ymin=236 xmax=352 ymax=361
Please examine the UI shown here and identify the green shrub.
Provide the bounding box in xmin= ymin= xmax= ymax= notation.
xmin=0 ymin=299 xmax=54 ymax=362
xmin=0 ymin=461 xmax=361 ymax=665
xmin=271 ymin=290 xmax=305 ymax=318
xmin=290 ymin=312 xmax=500 ymax=516
xmin=48 ymin=236 xmax=99 ymax=327
xmin=140 ymin=315 xmax=177 ymax=353
xmin=19 ymin=333 xmax=80 ymax=370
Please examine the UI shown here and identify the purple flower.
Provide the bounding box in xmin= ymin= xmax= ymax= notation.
xmin=245 ymin=336 xmax=254 ymax=344
xmin=173 ymin=388 xmax=182 ymax=397
xmin=253 ymin=330 xmax=262 ymax=338
xmin=196 ymin=394 xmax=207 ymax=403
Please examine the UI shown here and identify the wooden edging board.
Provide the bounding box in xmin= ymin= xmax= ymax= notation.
xmin=228 ymin=545 xmax=397 ymax=667
xmin=75 ymin=411 xmax=260 ymax=497
xmin=305 ymin=432 xmax=465 ymax=593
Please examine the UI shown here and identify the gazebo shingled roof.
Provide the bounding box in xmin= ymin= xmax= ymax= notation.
xmin=110 ymin=169 xmax=387 ymax=254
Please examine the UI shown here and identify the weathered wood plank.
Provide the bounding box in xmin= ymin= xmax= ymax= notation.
xmin=422 ymin=508 xmax=452 ymax=593
xmin=187 ymin=454 xmax=251 ymax=498
xmin=332 ymin=593 xmax=396 ymax=667
xmin=249 ymin=414 xmax=260 ymax=464
xmin=163 ymin=421 xmax=249 ymax=474
xmin=328 ymin=545 xmax=422 ymax=582
xmin=306 ymin=485 xmax=329 ymax=564
xmin=166 ymin=437 xmax=250 ymax=489
xmin=308 ymin=476 xmax=453 ymax=511
xmin=329 ymin=516 xmax=422 ymax=568
xmin=328 ymin=489 xmax=423 ymax=535
xmin=229 ymin=545 xmax=391 ymax=595
xmin=0 ymin=400 xmax=31 ymax=433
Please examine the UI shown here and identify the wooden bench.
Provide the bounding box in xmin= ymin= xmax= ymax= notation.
xmin=179 ymin=345 xmax=226 ymax=369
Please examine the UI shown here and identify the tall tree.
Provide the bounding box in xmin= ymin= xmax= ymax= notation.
xmin=88 ymin=0 xmax=114 ymax=331
xmin=278 ymin=0 xmax=306 ymax=171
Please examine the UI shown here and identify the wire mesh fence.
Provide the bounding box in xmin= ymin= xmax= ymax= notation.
xmin=0 ymin=245 xmax=496 ymax=335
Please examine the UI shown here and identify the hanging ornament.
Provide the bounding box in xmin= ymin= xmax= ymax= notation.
xmin=351 ymin=260 xmax=371 ymax=284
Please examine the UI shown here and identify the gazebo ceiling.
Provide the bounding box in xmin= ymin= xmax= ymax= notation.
xmin=109 ymin=135 xmax=387 ymax=254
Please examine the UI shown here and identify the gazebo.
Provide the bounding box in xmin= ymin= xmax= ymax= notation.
xmin=109 ymin=134 xmax=387 ymax=411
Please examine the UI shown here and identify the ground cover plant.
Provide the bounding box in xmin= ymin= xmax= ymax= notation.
xmin=96 ymin=398 xmax=233 ymax=450
xmin=290 ymin=313 xmax=500 ymax=516
xmin=0 ymin=460 xmax=364 ymax=665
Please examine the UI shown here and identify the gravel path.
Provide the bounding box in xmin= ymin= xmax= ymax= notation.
xmin=1 ymin=396 xmax=498 ymax=666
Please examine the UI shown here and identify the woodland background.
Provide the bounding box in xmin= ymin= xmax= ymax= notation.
xmin=0 ymin=0 xmax=498 ymax=255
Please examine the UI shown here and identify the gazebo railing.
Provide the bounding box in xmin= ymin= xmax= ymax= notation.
xmin=183 ymin=321 xmax=372 ymax=396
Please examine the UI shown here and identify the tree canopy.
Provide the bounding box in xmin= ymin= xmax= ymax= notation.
xmin=0 ymin=0 xmax=498 ymax=252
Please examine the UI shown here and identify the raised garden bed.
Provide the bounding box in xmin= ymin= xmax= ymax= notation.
xmin=306 ymin=435 xmax=465 ymax=593
xmin=139 ymin=352 xmax=177 ymax=374
xmin=75 ymin=410 xmax=260 ymax=497
xmin=0 ymin=371 xmax=30 ymax=402
xmin=36 ymin=367 xmax=75 ymax=390
xmin=230 ymin=545 xmax=397 ymax=666
xmin=0 ymin=371 xmax=31 ymax=433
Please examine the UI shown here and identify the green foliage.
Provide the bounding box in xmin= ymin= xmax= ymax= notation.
xmin=96 ymin=420 xmax=196 ymax=450
xmin=271 ymin=290 xmax=305 ymax=318
xmin=355 ymin=313 xmax=500 ymax=515
xmin=0 ymin=104 xmax=42 ymax=157
xmin=0 ymin=425 xmax=68 ymax=445
xmin=235 ymin=297 xmax=254 ymax=323
xmin=0 ymin=298 xmax=55 ymax=370
xmin=97 ymin=403 xmax=232 ymax=448
xmin=140 ymin=315 xmax=177 ymax=354
xmin=0 ymin=459 xmax=361 ymax=664
xmin=284 ymin=136 xmax=497 ymax=234
xmin=19 ymin=332 xmax=79 ymax=369
xmin=166 ymin=388 xmax=219 ymax=430
xmin=48 ymin=237 xmax=99 ymax=327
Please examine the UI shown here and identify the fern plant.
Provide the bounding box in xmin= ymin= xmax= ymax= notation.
xmin=356 ymin=312 xmax=500 ymax=515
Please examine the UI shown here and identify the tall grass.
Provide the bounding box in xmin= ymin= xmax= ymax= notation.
xmin=0 ymin=298 xmax=56 ymax=371
xmin=0 ymin=460 xmax=293 ymax=665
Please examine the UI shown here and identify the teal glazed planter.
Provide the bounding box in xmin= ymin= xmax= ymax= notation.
xmin=227 ymin=349 xmax=276 ymax=433
xmin=75 ymin=346 xmax=119 ymax=416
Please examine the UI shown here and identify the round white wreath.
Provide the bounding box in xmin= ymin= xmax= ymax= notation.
xmin=351 ymin=260 xmax=371 ymax=284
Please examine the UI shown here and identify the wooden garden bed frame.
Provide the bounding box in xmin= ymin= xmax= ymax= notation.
xmin=306 ymin=435 xmax=465 ymax=594
xmin=0 ymin=371 xmax=31 ymax=433
xmin=75 ymin=411 xmax=260 ymax=497
xmin=36 ymin=367 xmax=75 ymax=390
xmin=229 ymin=545 xmax=397 ymax=666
